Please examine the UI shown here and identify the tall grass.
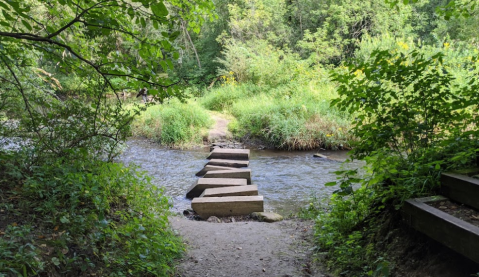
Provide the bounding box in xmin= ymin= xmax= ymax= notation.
xmin=130 ymin=99 xmax=213 ymax=146
xmin=202 ymin=82 xmax=352 ymax=150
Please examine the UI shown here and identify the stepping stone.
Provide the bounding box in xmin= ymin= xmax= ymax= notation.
xmin=192 ymin=196 xmax=264 ymax=218
xmin=206 ymin=159 xmax=249 ymax=168
xmin=251 ymin=212 xmax=284 ymax=222
xmin=186 ymin=178 xmax=247 ymax=199
xmin=207 ymin=148 xmax=250 ymax=160
xmin=196 ymin=165 xmax=235 ymax=176
xmin=200 ymin=185 xmax=259 ymax=197
xmin=203 ymin=169 xmax=252 ymax=184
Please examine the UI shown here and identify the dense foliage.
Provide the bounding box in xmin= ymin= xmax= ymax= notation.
xmin=0 ymin=0 xmax=213 ymax=275
xmin=309 ymin=16 xmax=479 ymax=277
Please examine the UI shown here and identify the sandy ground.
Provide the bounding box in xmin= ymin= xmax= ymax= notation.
xmin=208 ymin=114 xmax=232 ymax=142
xmin=171 ymin=217 xmax=329 ymax=277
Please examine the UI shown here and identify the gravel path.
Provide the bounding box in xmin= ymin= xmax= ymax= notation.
xmin=171 ymin=217 xmax=329 ymax=277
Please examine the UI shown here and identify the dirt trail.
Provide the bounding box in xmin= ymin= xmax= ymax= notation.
xmin=172 ymin=217 xmax=328 ymax=277
xmin=208 ymin=114 xmax=232 ymax=142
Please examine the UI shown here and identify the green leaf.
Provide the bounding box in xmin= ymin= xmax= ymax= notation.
xmin=51 ymin=257 xmax=60 ymax=266
xmin=151 ymin=2 xmax=168 ymax=17
xmin=21 ymin=19 xmax=32 ymax=31
xmin=324 ymin=181 xmax=337 ymax=187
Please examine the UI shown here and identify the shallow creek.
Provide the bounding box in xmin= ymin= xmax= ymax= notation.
xmin=119 ymin=139 xmax=359 ymax=215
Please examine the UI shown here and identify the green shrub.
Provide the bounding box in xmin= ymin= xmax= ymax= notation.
xmin=216 ymin=39 xmax=306 ymax=87
xmin=131 ymin=99 xmax=213 ymax=145
xmin=0 ymin=152 xmax=183 ymax=276
xmin=223 ymin=83 xmax=352 ymax=150
xmin=312 ymin=47 xmax=479 ymax=275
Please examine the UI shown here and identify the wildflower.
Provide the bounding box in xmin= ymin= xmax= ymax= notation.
xmin=398 ymin=41 xmax=409 ymax=50
xmin=444 ymin=42 xmax=450 ymax=50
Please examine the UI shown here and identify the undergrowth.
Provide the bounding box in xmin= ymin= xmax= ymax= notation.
xmin=0 ymin=151 xmax=183 ymax=276
xmin=306 ymin=47 xmax=479 ymax=276
xmin=130 ymin=98 xmax=213 ymax=146
xmin=201 ymin=82 xmax=352 ymax=150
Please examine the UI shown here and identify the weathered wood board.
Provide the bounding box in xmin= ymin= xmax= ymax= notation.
xmin=200 ymin=185 xmax=259 ymax=197
xmin=206 ymin=159 xmax=249 ymax=168
xmin=207 ymin=148 xmax=250 ymax=160
xmin=195 ymin=165 xmax=235 ymax=177
xmin=186 ymin=178 xmax=247 ymax=199
xmin=192 ymin=196 xmax=264 ymax=218
xmin=403 ymin=196 xmax=479 ymax=264
xmin=441 ymin=173 xmax=479 ymax=210
xmin=203 ymin=169 xmax=252 ymax=184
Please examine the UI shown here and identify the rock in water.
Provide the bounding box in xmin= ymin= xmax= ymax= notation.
xmin=313 ymin=153 xmax=328 ymax=159
xmin=207 ymin=216 xmax=222 ymax=223
xmin=251 ymin=212 xmax=284 ymax=223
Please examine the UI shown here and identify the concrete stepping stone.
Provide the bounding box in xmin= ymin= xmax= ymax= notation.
xmin=186 ymin=178 xmax=247 ymax=199
xmin=206 ymin=159 xmax=249 ymax=168
xmin=195 ymin=165 xmax=235 ymax=176
xmin=192 ymin=196 xmax=264 ymax=218
xmin=200 ymin=185 xmax=259 ymax=197
xmin=207 ymin=148 xmax=250 ymax=160
xmin=203 ymin=169 xmax=252 ymax=184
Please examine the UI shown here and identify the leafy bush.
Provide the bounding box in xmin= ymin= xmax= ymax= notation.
xmin=312 ymin=48 xmax=479 ymax=275
xmin=130 ymin=98 xmax=212 ymax=145
xmin=216 ymin=40 xmax=305 ymax=87
xmin=0 ymin=152 xmax=183 ymax=276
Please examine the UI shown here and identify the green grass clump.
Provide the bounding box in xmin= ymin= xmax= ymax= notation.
xmin=203 ymin=82 xmax=352 ymax=150
xmin=0 ymin=152 xmax=183 ymax=276
xmin=200 ymin=83 xmax=261 ymax=111
xmin=130 ymin=99 xmax=213 ymax=145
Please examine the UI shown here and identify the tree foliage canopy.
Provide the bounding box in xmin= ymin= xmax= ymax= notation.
xmin=0 ymin=0 xmax=214 ymax=161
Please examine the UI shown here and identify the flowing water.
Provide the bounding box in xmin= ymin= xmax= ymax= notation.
xmin=119 ymin=139 xmax=360 ymax=214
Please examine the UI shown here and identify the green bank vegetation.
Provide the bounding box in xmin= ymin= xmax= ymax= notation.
xmin=130 ymin=98 xmax=213 ymax=145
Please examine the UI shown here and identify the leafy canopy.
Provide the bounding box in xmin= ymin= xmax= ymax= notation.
xmin=0 ymin=0 xmax=214 ymax=161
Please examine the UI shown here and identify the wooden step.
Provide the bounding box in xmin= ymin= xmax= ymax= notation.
xmin=403 ymin=196 xmax=479 ymax=264
xmin=192 ymin=196 xmax=264 ymax=218
xmin=206 ymin=159 xmax=249 ymax=168
xmin=195 ymin=165 xmax=235 ymax=177
xmin=186 ymin=178 xmax=247 ymax=199
xmin=441 ymin=173 xmax=479 ymax=210
xmin=207 ymin=148 xmax=250 ymax=160
xmin=203 ymin=169 xmax=252 ymax=184
xmin=200 ymin=185 xmax=259 ymax=197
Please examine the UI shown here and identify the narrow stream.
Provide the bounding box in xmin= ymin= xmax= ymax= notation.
xmin=119 ymin=139 xmax=359 ymax=214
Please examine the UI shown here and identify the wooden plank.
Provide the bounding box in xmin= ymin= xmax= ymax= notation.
xmin=200 ymin=185 xmax=259 ymax=197
xmin=203 ymin=169 xmax=252 ymax=184
xmin=192 ymin=196 xmax=264 ymax=218
xmin=207 ymin=148 xmax=250 ymax=160
xmin=206 ymin=159 xmax=249 ymax=168
xmin=186 ymin=178 xmax=247 ymax=199
xmin=195 ymin=165 xmax=235 ymax=177
xmin=441 ymin=173 xmax=479 ymax=210
xmin=403 ymin=197 xmax=479 ymax=264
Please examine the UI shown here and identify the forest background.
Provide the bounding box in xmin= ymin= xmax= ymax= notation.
xmin=1 ymin=0 xmax=479 ymax=276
